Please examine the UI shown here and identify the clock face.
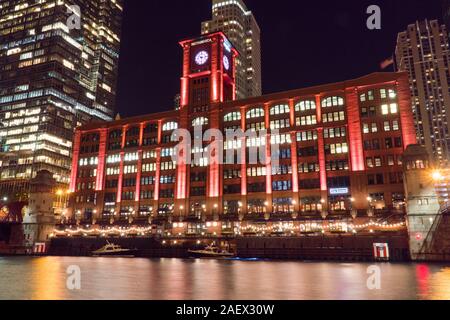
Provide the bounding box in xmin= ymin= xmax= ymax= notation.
xmin=195 ymin=50 xmax=209 ymax=65
xmin=223 ymin=55 xmax=230 ymax=71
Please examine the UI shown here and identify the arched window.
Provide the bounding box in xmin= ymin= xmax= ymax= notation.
xmin=322 ymin=96 xmax=344 ymax=108
xmin=224 ymin=111 xmax=241 ymax=122
xmin=192 ymin=117 xmax=209 ymax=127
xmin=162 ymin=121 xmax=178 ymax=131
xmin=270 ymin=104 xmax=290 ymax=116
xmin=246 ymin=107 xmax=265 ymax=119
xmin=295 ymin=100 xmax=316 ymax=112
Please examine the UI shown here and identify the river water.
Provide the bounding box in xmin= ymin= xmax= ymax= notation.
xmin=1 ymin=257 xmax=450 ymax=300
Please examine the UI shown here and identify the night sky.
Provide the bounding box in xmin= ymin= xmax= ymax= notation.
xmin=116 ymin=0 xmax=443 ymax=118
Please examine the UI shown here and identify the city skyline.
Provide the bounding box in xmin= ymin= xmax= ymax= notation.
xmin=117 ymin=0 xmax=442 ymax=118
xmin=3 ymin=1 xmax=450 ymax=304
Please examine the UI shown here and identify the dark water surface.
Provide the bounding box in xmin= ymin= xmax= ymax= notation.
xmin=1 ymin=257 xmax=450 ymax=300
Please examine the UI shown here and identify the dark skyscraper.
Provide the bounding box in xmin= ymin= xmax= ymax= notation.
xmin=444 ymin=0 xmax=450 ymax=33
xmin=0 ymin=0 xmax=123 ymax=198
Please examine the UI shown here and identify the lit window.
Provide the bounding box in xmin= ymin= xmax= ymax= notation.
xmin=322 ymin=96 xmax=344 ymax=108
xmin=163 ymin=121 xmax=178 ymax=131
xmin=270 ymin=104 xmax=290 ymax=115
xmin=246 ymin=108 xmax=265 ymax=119
xmin=390 ymin=103 xmax=398 ymax=114
xmin=224 ymin=112 xmax=241 ymax=122
xmin=388 ymin=89 xmax=397 ymax=99
xmin=192 ymin=117 xmax=209 ymax=127
xmin=363 ymin=123 xmax=369 ymax=134
xmin=295 ymin=100 xmax=316 ymax=112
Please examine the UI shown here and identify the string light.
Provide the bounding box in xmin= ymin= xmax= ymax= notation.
xmin=53 ymin=220 xmax=406 ymax=237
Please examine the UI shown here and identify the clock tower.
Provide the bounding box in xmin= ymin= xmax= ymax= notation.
xmin=179 ymin=32 xmax=238 ymax=111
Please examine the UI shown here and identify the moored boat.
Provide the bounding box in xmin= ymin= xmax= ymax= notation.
xmin=91 ymin=241 xmax=138 ymax=257
xmin=188 ymin=244 xmax=235 ymax=259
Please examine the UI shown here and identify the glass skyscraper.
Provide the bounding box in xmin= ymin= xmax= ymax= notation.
xmin=0 ymin=0 xmax=123 ymax=199
xmin=396 ymin=20 xmax=450 ymax=166
xmin=202 ymin=0 xmax=262 ymax=100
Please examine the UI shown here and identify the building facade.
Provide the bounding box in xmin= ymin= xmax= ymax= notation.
xmin=0 ymin=0 xmax=123 ymax=199
xmin=202 ymin=0 xmax=262 ymax=99
xmin=66 ymin=32 xmax=416 ymax=235
xmin=443 ymin=0 xmax=450 ymax=38
xmin=396 ymin=20 xmax=450 ymax=166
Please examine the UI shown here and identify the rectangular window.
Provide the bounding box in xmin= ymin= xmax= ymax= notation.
xmin=371 ymin=123 xmax=378 ymax=133
xmin=392 ymin=120 xmax=399 ymax=131
xmin=374 ymin=157 xmax=382 ymax=167
xmin=360 ymin=94 xmax=366 ymax=102
xmin=363 ymin=123 xmax=369 ymax=134
xmin=390 ymin=103 xmax=398 ymax=114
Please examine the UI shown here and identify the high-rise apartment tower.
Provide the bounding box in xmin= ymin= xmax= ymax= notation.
xmin=0 ymin=0 xmax=123 ymax=199
xmin=202 ymin=0 xmax=261 ymax=100
xmin=396 ymin=20 xmax=450 ymax=166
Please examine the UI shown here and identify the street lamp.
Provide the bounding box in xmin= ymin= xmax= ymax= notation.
xmin=238 ymin=201 xmax=243 ymax=221
xmin=320 ymin=199 xmax=327 ymax=220
xmin=264 ymin=201 xmax=270 ymax=221
xmin=213 ymin=203 xmax=219 ymax=221
xmin=179 ymin=205 xmax=184 ymax=222
xmin=367 ymin=196 xmax=374 ymax=217
xmin=432 ymin=170 xmax=444 ymax=181
xmin=291 ymin=199 xmax=298 ymax=219
xmin=350 ymin=197 xmax=357 ymax=219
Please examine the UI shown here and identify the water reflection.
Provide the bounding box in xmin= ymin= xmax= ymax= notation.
xmin=1 ymin=257 xmax=450 ymax=300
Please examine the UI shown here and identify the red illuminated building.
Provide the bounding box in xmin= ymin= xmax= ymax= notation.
xmin=67 ymin=32 xmax=416 ymax=234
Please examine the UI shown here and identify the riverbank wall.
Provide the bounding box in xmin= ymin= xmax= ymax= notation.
xmin=236 ymin=234 xmax=409 ymax=261
xmin=49 ymin=233 xmax=410 ymax=261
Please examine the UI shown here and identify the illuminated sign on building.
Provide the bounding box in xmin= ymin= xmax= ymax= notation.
xmin=329 ymin=188 xmax=349 ymax=195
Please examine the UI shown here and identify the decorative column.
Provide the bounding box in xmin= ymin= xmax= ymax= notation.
xmin=315 ymin=95 xmax=328 ymax=211
xmin=116 ymin=126 xmax=127 ymax=210
xmin=134 ymin=123 xmax=145 ymax=209
xmin=95 ymin=128 xmax=107 ymax=191
xmin=345 ymin=88 xmax=367 ymax=212
xmin=154 ymin=120 xmax=163 ymax=213
xmin=264 ymin=103 xmax=273 ymax=215
xmin=240 ymin=107 xmax=248 ymax=215
xmin=208 ymin=108 xmax=220 ymax=199
xmin=180 ymin=44 xmax=190 ymax=108
xmin=345 ymin=88 xmax=365 ymax=172
xmin=289 ymin=99 xmax=300 ymax=215
xmin=69 ymin=130 xmax=82 ymax=193
xmin=210 ymin=36 xmax=221 ymax=103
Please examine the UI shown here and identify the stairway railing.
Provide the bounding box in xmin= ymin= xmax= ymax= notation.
xmin=419 ymin=203 xmax=449 ymax=255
